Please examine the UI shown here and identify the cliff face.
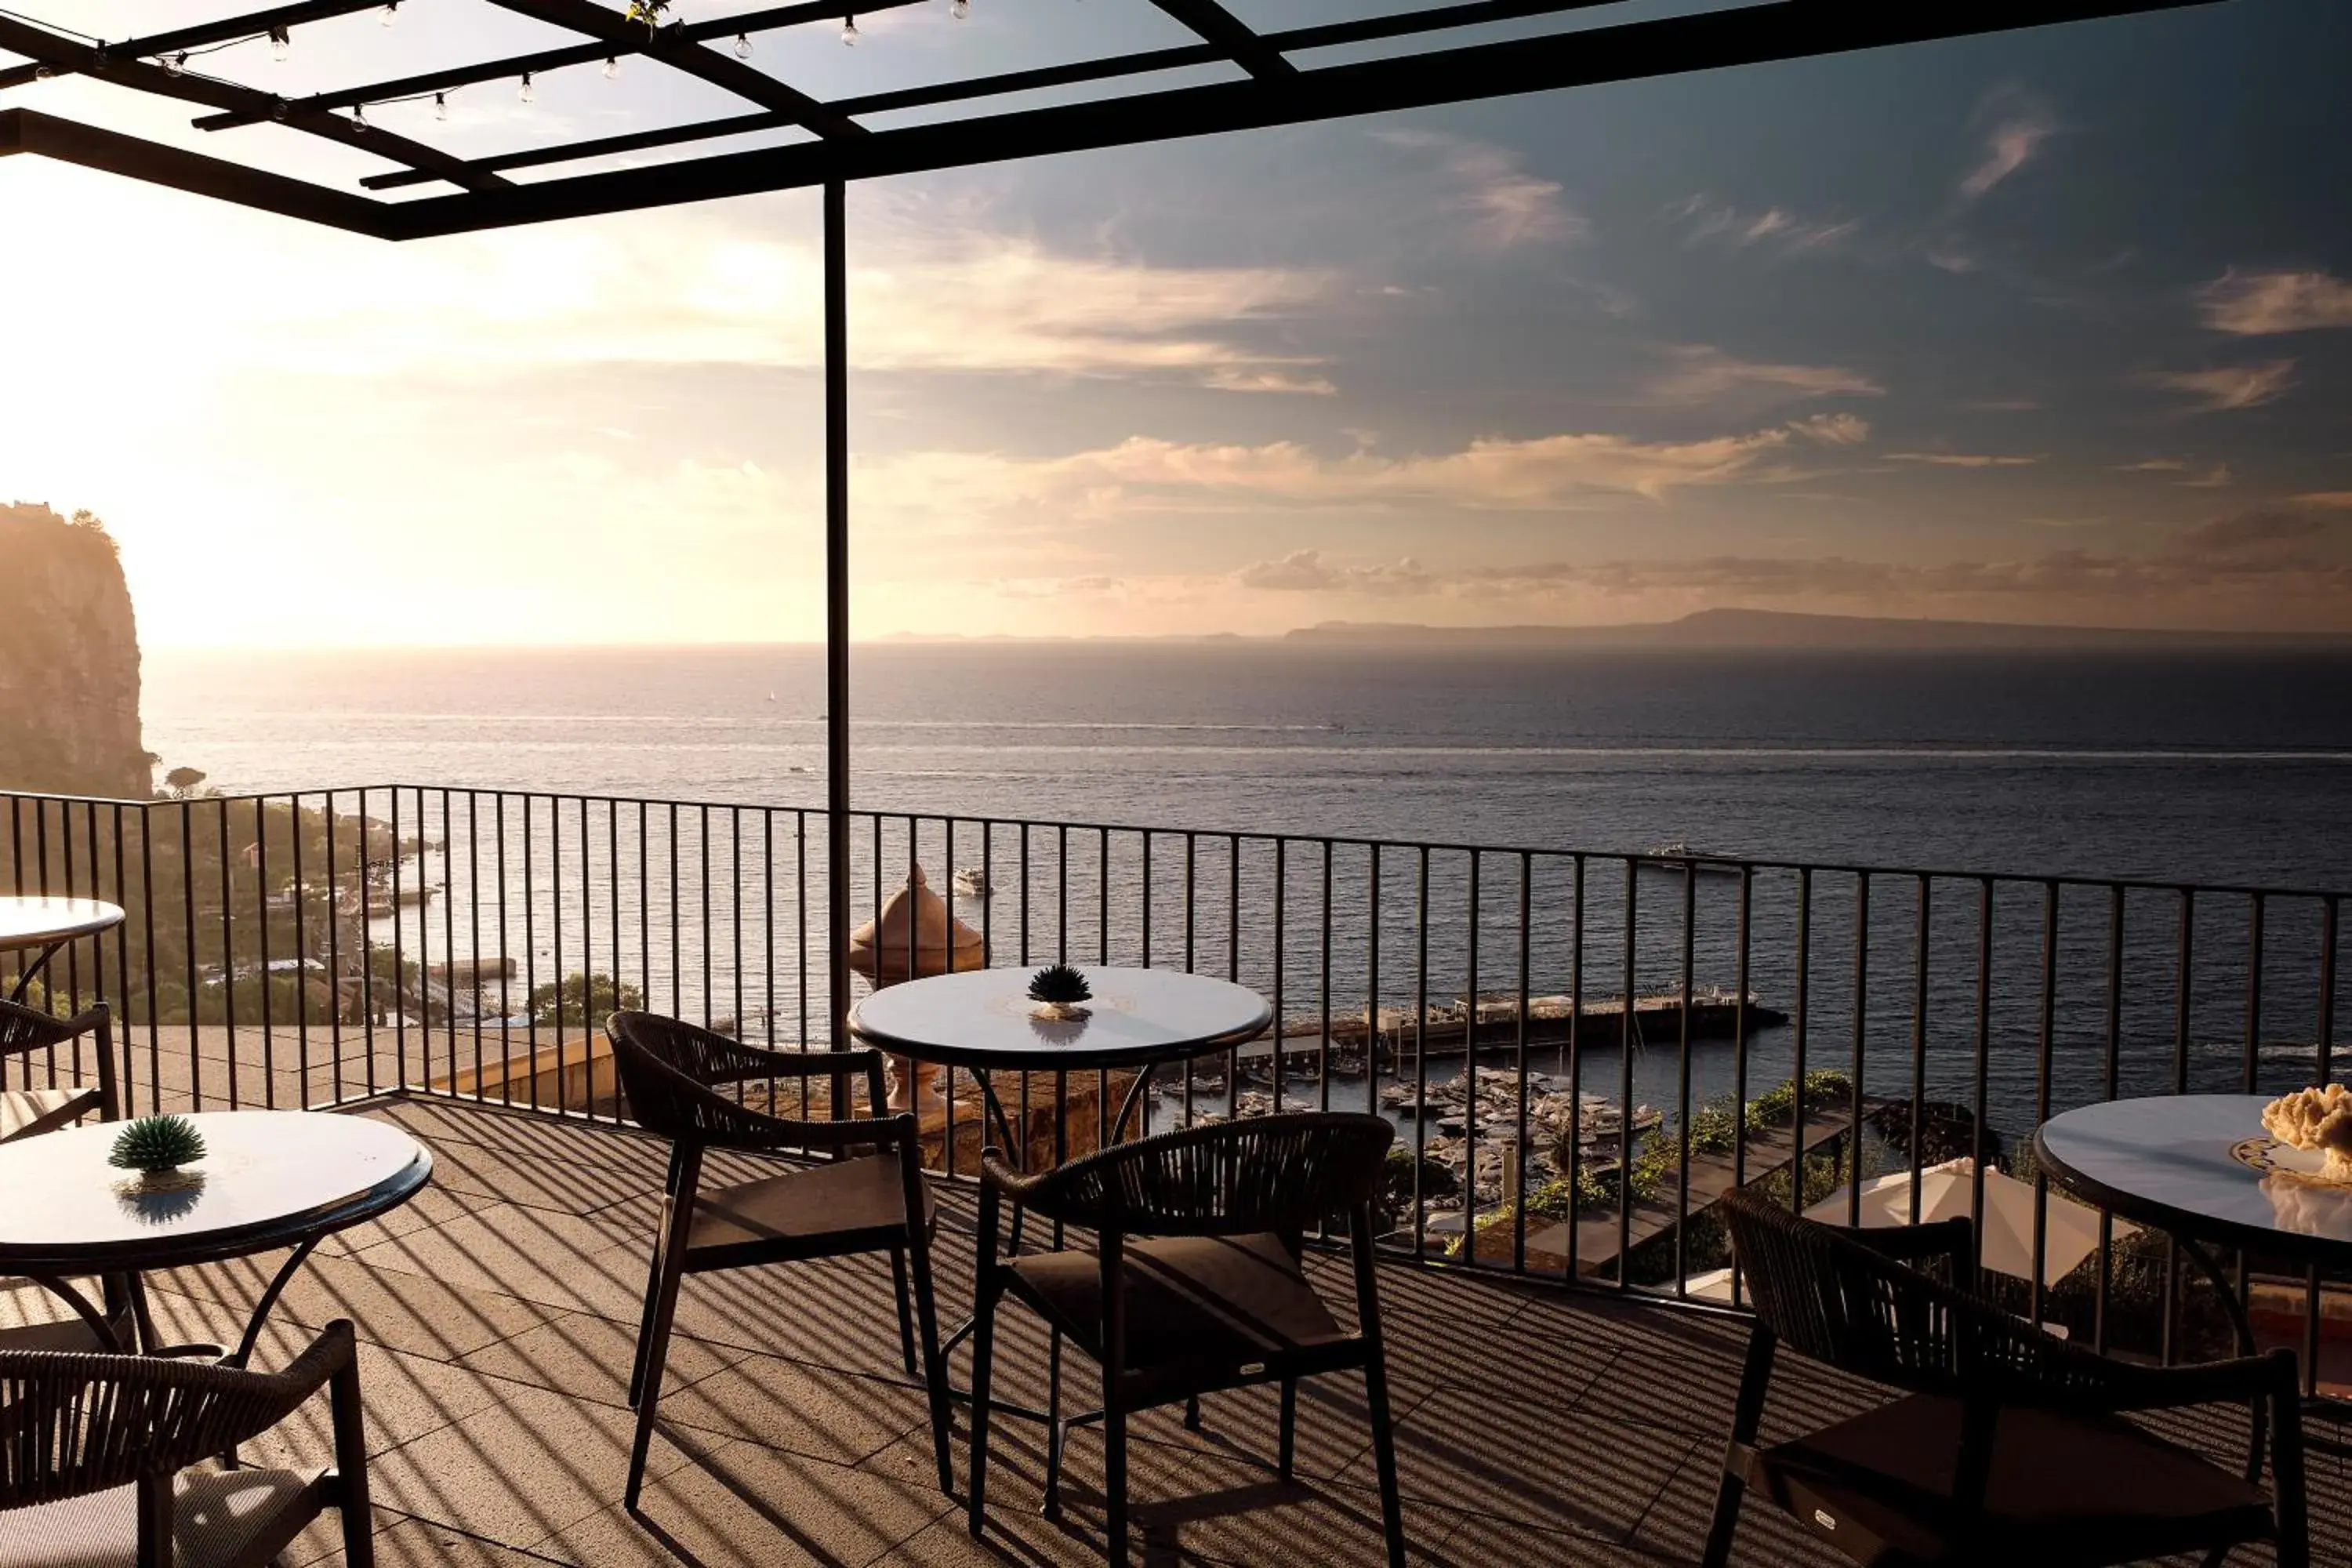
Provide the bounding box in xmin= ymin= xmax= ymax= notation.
xmin=0 ymin=503 xmax=149 ymax=798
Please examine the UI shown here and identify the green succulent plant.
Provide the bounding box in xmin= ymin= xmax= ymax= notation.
xmin=1026 ymin=963 xmax=1092 ymax=1005
xmin=108 ymin=1114 xmax=208 ymax=1174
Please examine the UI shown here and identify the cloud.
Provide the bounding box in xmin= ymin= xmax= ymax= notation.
xmin=858 ymin=416 xmax=1875 ymax=521
xmin=1203 ymin=368 xmax=1340 ymax=396
xmin=1886 ymin=452 xmax=2040 ymax=468
xmin=2294 ymin=492 xmax=2352 ymax=510
xmin=2180 ymin=463 xmax=2234 ymax=489
xmin=2170 ymin=508 xmax=2329 ymax=557
xmin=1958 ymin=88 xmax=2058 ymax=201
xmin=2141 ymin=361 xmax=2298 ymax=412
xmin=1665 ymin=197 xmax=1860 ymax=258
xmin=2115 ymin=459 xmax=2189 ymax=472
xmin=1641 ymin=346 xmax=1882 ymax=406
xmin=1225 ymin=532 xmax=2352 ymax=626
xmin=1232 ymin=550 xmax=1432 ymax=595
xmin=2198 ymin=269 xmax=2352 ymax=335
xmin=1372 ymin=130 xmax=1587 ymax=252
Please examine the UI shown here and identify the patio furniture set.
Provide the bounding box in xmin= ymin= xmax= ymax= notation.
xmin=0 ymin=898 xmax=2322 ymax=1566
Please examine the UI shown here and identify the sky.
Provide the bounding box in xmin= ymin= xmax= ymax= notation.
xmin=3 ymin=0 xmax=2350 ymax=645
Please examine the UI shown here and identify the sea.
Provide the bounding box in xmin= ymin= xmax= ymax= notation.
xmin=141 ymin=643 xmax=2352 ymax=1142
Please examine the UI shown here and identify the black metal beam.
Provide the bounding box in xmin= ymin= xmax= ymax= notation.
xmin=358 ymin=34 xmax=1220 ymax=192
xmin=1145 ymin=0 xmax=1294 ymax=78
xmin=198 ymin=0 xmax=927 ymax=134
xmin=379 ymin=0 xmax=2228 ymax=240
xmin=0 ymin=107 xmax=394 ymax=234
xmin=343 ymin=0 xmax=1697 ymax=199
xmin=822 ymin=175 xmax=853 ymax=1061
xmin=0 ymin=15 xmax=509 ymax=192
xmin=0 ymin=0 xmax=384 ymax=92
xmin=485 ymin=0 xmax=866 ymax=138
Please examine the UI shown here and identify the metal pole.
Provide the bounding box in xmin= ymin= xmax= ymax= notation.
xmin=825 ymin=176 xmax=852 ymax=1059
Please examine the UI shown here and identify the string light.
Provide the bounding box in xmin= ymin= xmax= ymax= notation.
xmin=518 ymin=71 xmax=535 ymax=103
xmin=434 ymin=90 xmax=448 ymax=119
xmin=380 ymin=2 xmax=398 ymax=25
xmin=162 ymin=51 xmax=188 ymax=75
xmin=350 ymin=102 xmax=368 ymax=131
xmin=603 ymin=55 xmax=622 ymax=79
xmin=951 ymin=0 xmax=968 ymax=17
xmin=841 ymin=13 xmax=859 ymax=45
xmin=268 ymin=24 xmax=291 ymax=60
xmin=732 ymin=32 xmax=753 ymax=57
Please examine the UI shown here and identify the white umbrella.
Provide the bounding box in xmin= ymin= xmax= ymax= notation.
xmin=1686 ymin=1157 xmax=2129 ymax=1302
xmin=1799 ymin=1156 xmax=2128 ymax=1288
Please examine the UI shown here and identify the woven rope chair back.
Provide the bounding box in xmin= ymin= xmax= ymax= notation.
xmin=1719 ymin=1186 xmax=2117 ymax=1406
xmin=1021 ymin=1112 xmax=1396 ymax=1237
xmin=0 ymin=996 xmax=87 ymax=1058
xmin=606 ymin=1010 xmax=856 ymax=1150
xmin=0 ymin=1327 xmax=347 ymax=1509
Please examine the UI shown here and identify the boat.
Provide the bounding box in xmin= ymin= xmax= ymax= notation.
xmin=1639 ymin=840 xmax=1744 ymax=876
xmin=952 ymin=866 xmax=990 ymax=899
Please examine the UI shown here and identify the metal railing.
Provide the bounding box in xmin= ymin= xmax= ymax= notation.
xmin=2 ymin=785 xmax=2344 ymax=1376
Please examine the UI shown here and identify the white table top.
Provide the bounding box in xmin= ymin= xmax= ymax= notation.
xmin=2034 ymin=1094 xmax=2352 ymax=1262
xmin=848 ymin=965 xmax=1272 ymax=1072
xmin=0 ymin=895 xmax=125 ymax=951
xmin=0 ymin=1110 xmax=430 ymax=1269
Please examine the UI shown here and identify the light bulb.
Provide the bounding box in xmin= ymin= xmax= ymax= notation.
xmin=162 ymin=51 xmax=187 ymax=76
xmin=350 ymin=103 xmax=368 ymax=131
xmin=380 ymin=2 xmax=398 ymax=25
xmin=31 ymin=64 xmax=53 ymax=79
xmin=951 ymin=0 xmax=967 ymax=17
xmin=434 ymin=90 xmax=448 ymax=119
xmin=519 ymin=71 xmax=535 ymax=103
xmin=268 ymin=25 xmax=290 ymax=60
xmin=603 ymin=55 xmax=621 ymax=79
xmin=841 ymin=14 xmax=859 ymax=45
xmin=733 ymin=32 xmax=753 ymax=57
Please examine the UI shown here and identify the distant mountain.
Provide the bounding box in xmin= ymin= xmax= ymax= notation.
xmin=1283 ymin=608 xmax=2352 ymax=650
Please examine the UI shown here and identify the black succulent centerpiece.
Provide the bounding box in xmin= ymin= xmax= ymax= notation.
xmin=1027 ymin=962 xmax=1093 ymax=1022
xmin=109 ymin=1114 xmax=207 ymax=1181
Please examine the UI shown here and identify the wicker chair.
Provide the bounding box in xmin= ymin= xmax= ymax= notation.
xmin=604 ymin=1011 xmax=952 ymax=1512
xmin=0 ymin=997 xmax=125 ymax=1357
xmin=0 ymin=997 xmax=118 ymax=1145
xmin=965 ymin=1112 xmax=1404 ymax=1568
xmin=1708 ymin=1186 xmax=2307 ymax=1568
xmin=0 ymin=1318 xmax=372 ymax=1567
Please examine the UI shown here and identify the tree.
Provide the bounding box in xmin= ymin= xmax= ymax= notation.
xmin=162 ymin=765 xmax=208 ymax=799
xmin=528 ymin=971 xmax=642 ymax=1029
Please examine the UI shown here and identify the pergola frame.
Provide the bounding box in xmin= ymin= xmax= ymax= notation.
xmin=0 ymin=0 xmax=2234 ymax=1047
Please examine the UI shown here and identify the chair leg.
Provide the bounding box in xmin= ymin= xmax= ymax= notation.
xmin=2270 ymin=1357 xmax=2309 ymax=1568
xmin=1042 ymin=1329 xmax=1065 ymax=1519
xmin=903 ymin=1230 xmax=954 ymax=1496
xmin=1105 ymin=1406 xmax=1130 ymax=1568
xmin=1363 ymin=1353 xmax=1406 ymax=1568
xmin=627 ymin=1214 xmax=674 ymax=1411
xmin=332 ymin=1358 xmax=376 ymax=1568
xmin=627 ymin=1251 xmax=689 ymax=1512
xmin=1183 ymin=1393 xmax=1202 ymax=1432
xmin=967 ymin=1278 xmax=1000 ymax=1537
xmin=1277 ymin=1377 xmax=1298 ymax=1480
xmin=1704 ymin=1325 xmax=1776 ymax=1568
xmin=888 ymin=1243 xmax=918 ymax=1377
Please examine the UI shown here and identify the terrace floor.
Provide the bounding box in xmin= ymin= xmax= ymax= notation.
xmin=5 ymin=1098 xmax=2337 ymax=1567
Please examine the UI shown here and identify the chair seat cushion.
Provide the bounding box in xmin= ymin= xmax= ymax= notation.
xmin=0 ymin=1086 xmax=100 ymax=1144
xmin=684 ymin=1154 xmax=930 ymax=1265
xmin=0 ymin=1465 xmax=326 ymax=1568
xmin=1007 ymin=1232 xmax=1347 ymax=1386
xmin=1749 ymin=1393 xmax=2274 ymax=1566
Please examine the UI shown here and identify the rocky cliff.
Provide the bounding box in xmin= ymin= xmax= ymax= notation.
xmin=0 ymin=503 xmax=149 ymax=798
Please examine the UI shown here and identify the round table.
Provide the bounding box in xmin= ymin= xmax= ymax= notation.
xmin=0 ymin=1110 xmax=432 ymax=1363
xmin=0 ymin=895 xmax=125 ymax=1004
xmin=848 ymin=964 xmax=1273 ymax=1149
xmin=2034 ymin=1094 xmax=2352 ymax=1358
